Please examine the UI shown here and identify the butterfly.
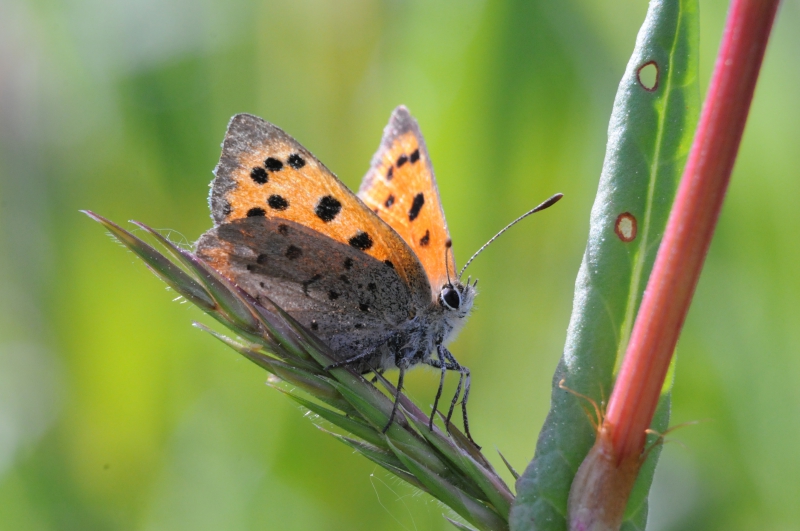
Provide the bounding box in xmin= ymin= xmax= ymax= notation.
xmin=196 ymin=106 xmax=561 ymax=444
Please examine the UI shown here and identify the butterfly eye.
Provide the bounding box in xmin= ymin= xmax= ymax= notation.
xmin=440 ymin=286 xmax=461 ymax=311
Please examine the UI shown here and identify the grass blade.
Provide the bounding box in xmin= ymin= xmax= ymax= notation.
xmin=82 ymin=211 xmax=216 ymax=311
xmin=497 ymin=451 xmax=520 ymax=481
xmin=405 ymin=410 xmax=513 ymax=516
xmin=389 ymin=440 xmax=509 ymax=531
xmin=278 ymin=388 xmax=388 ymax=450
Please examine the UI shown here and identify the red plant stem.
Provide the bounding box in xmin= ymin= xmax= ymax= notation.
xmin=605 ymin=0 xmax=780 ymax=462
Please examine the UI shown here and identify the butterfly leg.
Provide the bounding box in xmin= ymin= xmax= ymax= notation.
xmin=370 ymin=368 xmax=385 ymax=384
xmin=441 ymin=347 xmax=478 ymax=448
xmin=445 ymin=364 xmax=464 ymax=431
xmin=424 ymin=345 xmax=448 ymax=430
xmin=383 ymin=358 xmax=409 ymax=433
xmin=425 ymin=347 xmax=465 ymax=434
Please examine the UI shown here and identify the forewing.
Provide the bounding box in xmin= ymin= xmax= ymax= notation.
xmin=357 ymin=106 xmax=455 ymax=294
xmin=197 ymin=218 xmax=414 ymax=362
xmin=209 ymin=113 xmax=431 ymax=305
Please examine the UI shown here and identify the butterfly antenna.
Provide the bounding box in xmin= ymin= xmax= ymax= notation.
xmin=458 ymin=193 xmax=563 ymax=279
xmin=445 ymin=246 xmax=453 ymax=286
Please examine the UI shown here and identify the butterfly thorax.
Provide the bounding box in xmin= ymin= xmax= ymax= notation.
xmin=369 ymin=280 xmax=476 ymax=372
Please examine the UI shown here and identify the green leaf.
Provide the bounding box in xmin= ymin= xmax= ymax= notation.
xmin=510 ymin=1 xmax=699 ymax=529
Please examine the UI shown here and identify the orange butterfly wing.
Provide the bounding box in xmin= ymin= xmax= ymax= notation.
xmin=204 ymin=113 xmax=431 ymax=304
xmin=358 ymin=106 xmax=455 ymax=295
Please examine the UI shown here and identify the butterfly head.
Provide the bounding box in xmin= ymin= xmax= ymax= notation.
xmin=439 ymin=277 xmax=477 ymax=319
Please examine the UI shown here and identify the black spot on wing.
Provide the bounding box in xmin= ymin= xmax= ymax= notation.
xmin=384 ymin=194 xmax=395 ymax=208
xmin=265 ymin=157 xmax=283 ymax=171
xmin=287 ymin=153 xmax=306 ymax=169
xmin=285 ymin=245 xmax=302 ymax=260
xmin=408 ymin=193 xmax=424 ymax=221
xmin=359 ymin=303 xmax=369 ymax=312
xmin=343 ymin=258 xmax=353 ymax=270
xmin=268 ymin=195 xmax=289 ymax=210
xmin=397 ymin=154 xmax=408 ymax=167
xmin=256 ymin=253 xmax=268 ymax=264
xmin=419 ymin=230 xmax=430 ymax=246
xmin=349 ymin=231 xmax=373 ymax=251
xmin=315 ymin=196 xmax=342 ymax=222
xmin=247 ymin=207 xmax=266 ymax=217
xmin=410 ymin=149 xmax=420 ymax=163
xmin=386 ymin=166 xmax=394 ymax=180
xmin=250 ymin=167 xmax=268 ymax=184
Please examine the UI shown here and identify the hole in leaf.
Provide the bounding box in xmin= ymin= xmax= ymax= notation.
xmin=637 ymin=61 xmax=658 ymax=91
xmin=615 ymin=212 xmax=637 ymax=242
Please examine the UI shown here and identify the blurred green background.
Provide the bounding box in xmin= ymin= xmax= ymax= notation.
xmin=0 ymin=1 xmax=798 ymax=529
